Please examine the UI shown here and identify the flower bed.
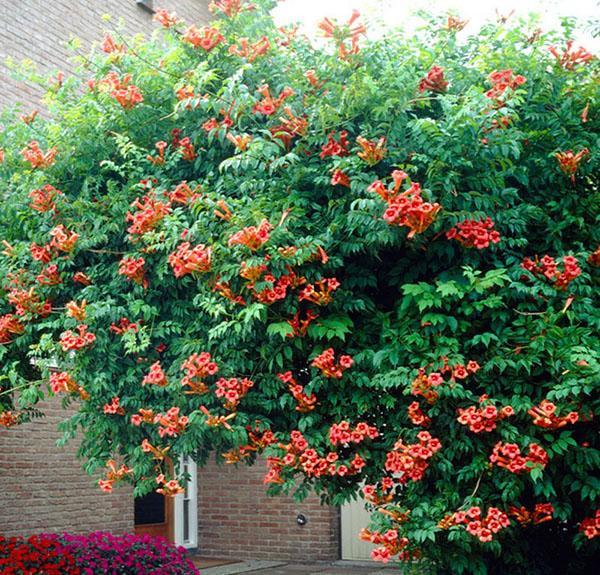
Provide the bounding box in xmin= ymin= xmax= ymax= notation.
xmin=0 ymin=532 xmax=199 ymax=575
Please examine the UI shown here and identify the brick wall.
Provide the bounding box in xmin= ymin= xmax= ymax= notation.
xmin=0 ymin=0 xmax=212 ymax=111
xmin=0 ymin=395 xmax=134 ymax=536
xmin=197 ymin=457 xmax=341 ymax=561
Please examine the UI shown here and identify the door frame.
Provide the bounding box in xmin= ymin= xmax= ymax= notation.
xmin=174 ymin=455 xmax=198 ymax=549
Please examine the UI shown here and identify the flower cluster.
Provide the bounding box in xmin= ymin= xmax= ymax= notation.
xmin=118 ymin=256 xmax=147 ymax=287
xmin=181 ymin=352 xmax=218 ymax=394
xmin=49 ymin=371 xmax=89 ymax=399
xmin=411 ymin=360 xmax=480 ymax=403
xmin=97 ymin=459 xmax=133 ymax=492
xmin=384 ymin=431 xmax=442 ymax=483
xmin=66 ymin=300 xmax=87 ymax=321
xmin=59 ymin=325 xmax=96 ymax=352
xmin=29 ymin=184 xmax=61 ymax=212
xmin=215 ymin=377 xmax=254 ymax=410
xmin=0 ymin=313 xmax=25 ymax=343
xmin=508 ymin=503 xmax=554 ymax=526
xmin=20 ymin=141 xmax=58 ymax=168
xmin=407 ymin=401 xmax=431 ymax=426
xmin=36 ymin=266 xmax=59 ymax=289
xmin=298 ymin=278 xmax=340 ymax=305
xmin=168 ymin=242 xmax=212 ymax=277
xmin=49 ymin=224 xmax=79 ymax=252
xmin=209 ymin=0 xmax=255 ymax=18
xmin=356 ymin=136 xmax=387 ymax=165
xmin=265 ymin=430 xmax=366 ymax=482
xmin=277 ymin=371 xmax=317 ymax=412
xmin=555 ymin=149 xmax=589 ymax=183
xmin=287 ymin=309 xmax=319 ymax=337
xmin=253 ymin=84 xmax=294 ymax=115
xmin=130 ymin=408 xmax=156 ymax=426
xmin=490 ymin=442 xmax=549 ymax=474
xmin=126 ymin=194 xmax=171 ymax=236
xmin=452 ymin=506 xmax=510 ymax=542
xmin=370 ymin=171 xmax=441 ymax=238
xmin=37 ymin=264 xmax=61 ymax=286
xmin=359 ymin=528 xmax=411 ymax=563
xmin=0 ymin=411 xmax=20 ymax=428
xmin=7 ymin=287 xmax=51 ymax=317
xmin=485 ymin=69 xmax=526 ymax=103
xmin=320 ymin=130 xmax=350 ymax=158
xmin=362 ymin=478 xmax=397 ymax=506
xmin=528 ymin=399 xmax=579 ymax=429
xmin=311 ymin=347 xmax=353 ymax=378
xmin=446 ymin=217 xmax=501 ymax=249
xmin=147 ymin=140 xmax=167 ymax=165
xmin=141 ymin=439 xmax=170 ymax=460
xmin=103 ymin=397 xmax=124 ymax=415
xmin=228 ymin=219 xmax=272 ymax=250
xmin=30 ymin=242 xmax=53 ymax=263
xmin=182 ymin=25 xmax=224 ymax=51
xmin=329 ymin=421 xmax=379 ymax=446
xmin=457 ymin=402 xmax=514 ymax=433
xmin=154 ymin=8 xmax=181 ymax=28
xmin=142 ymin=361 xmax=168 ymax=387
xmin=155 ymin=407 xmax=189 ymax=438
xmin=101 ymin=33 xmax=126 ymax=54
xmin=588 ymin=246 xmax=600 ymax=267
xmin=109 ymin=317 xmax=139 ymax=335
xmin=419 ymin=66 xmax=448 ymax=93
xmin=251 ymin=271 xmax=302 ymax=305
xmin=521 ymin=254 xmax=581 ymax=290
xmin=156 ymin=474 xmax=185 ymax=497
xmin=579 ymin=510 xmax=599 ymax=539
xmin=317 ymin=9 xmax=366 ymax=59
xmin=107 ymin=74 xmax=144 ymax=109
xmin=331 ymin=169 xmax=351 ymax=187
xmin=549 ymin=41 xmax=594 ymax=70
xmin=169 ymin=181 xmax=202 ymax=205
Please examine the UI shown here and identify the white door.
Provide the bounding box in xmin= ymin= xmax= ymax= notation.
xmin=341 ymin=497 xmax=374 ymax=561
xmin=174 ymin=455 xmax=198 ymax=548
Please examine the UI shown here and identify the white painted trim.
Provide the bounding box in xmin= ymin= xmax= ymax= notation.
xmin=174 ymin=456 xmax=198 ymax=549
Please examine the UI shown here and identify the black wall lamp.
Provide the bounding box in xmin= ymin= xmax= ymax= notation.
xmin=136 ymin=0 xmax=155 ymax=14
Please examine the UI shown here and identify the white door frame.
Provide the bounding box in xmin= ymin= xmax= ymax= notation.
xmin=174 ymin=456 xmax=198 ymax=549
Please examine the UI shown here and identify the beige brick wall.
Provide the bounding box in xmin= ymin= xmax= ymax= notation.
xmin=0 ymin=0 xmax=212 ymax=110
xmin=0 ymin=395 xmax=134 ymax=536
xmin=198 ymin=457 xmax=341 ymax=561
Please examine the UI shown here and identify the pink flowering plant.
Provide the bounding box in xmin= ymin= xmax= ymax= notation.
xmin=0 ymin=1 xmax=598 ymax=573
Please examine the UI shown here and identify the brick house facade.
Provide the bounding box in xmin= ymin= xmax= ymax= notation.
xmin=0 ymin=0 xmax=344 ymax=562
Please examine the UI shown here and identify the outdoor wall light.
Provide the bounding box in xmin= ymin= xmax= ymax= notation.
xmin=136 ymin=0 xmax=155 ymax=14
xmin=296 ymin=513 xmax=308 ymax=526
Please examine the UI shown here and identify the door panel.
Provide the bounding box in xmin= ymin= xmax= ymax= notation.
xmin=341 ymin=497 xmax=373 ymax=561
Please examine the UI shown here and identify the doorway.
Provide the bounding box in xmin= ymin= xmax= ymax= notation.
xmin=133 ymin=456 xmax=197 ymax=547
xmin=134 ymin=489 xmax=174 ymax=541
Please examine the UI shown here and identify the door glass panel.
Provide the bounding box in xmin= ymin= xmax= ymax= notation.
xmin=183 ymin=499 xmax=190 ymax=542
xmin=135 ymin=491 xmax=165 ymax=525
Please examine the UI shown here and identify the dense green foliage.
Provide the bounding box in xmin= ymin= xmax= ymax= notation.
xmin=0 ymin=2 xmax=598 ymax=573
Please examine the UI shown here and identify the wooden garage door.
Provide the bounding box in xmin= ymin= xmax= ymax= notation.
xmin=341 ymin=497 xmax=373 ymax=561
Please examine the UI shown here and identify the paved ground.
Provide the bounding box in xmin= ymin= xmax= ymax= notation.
xmin=199 ymin=560 xmax=404 ymax=575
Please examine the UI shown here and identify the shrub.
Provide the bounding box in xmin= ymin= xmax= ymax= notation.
xmin=57 ymin=532 xmax=199 ymax=575
xmin=0 ymin=1 xmax=598 ymax=573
